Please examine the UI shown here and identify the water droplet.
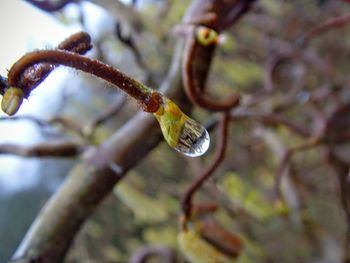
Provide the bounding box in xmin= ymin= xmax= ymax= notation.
xmin=174 ymin=117 xmax=210 ymax=157
xmin=153 ymin=96 xmax=210 ymax=157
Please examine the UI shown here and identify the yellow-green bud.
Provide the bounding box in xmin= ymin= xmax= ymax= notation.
xmin=1 ymin=87 xmax=24 ymax=116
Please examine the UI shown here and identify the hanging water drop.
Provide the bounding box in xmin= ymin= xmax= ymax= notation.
xmin=174 ymin=117 xmax=210 ymax=157
xmin=153 ymin=96 xmax=210 ymax=157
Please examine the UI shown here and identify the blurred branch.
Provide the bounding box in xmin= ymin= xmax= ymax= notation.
xmin=231 ymin=108 xmax=311 ymax=138
xmin=82 ymin=93 xmax=126 ymax=136
xmin=181 ymin=112 xmax=230 ymax=222
xmin=0 ymin=115 xmax=84 ymax=137
xmin=0 ymin=141 xmax=85 ymax=158
xmin=129 ymin=245 xmax=176 ymax=263
xmin=298 ymin=11 xmax=350 ymax=47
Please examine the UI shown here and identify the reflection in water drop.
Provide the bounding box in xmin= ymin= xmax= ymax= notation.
xmin=153 ymin=96 xmax=210 ymax=157
xmin=174 ymin=117 xmax=210 ymax=157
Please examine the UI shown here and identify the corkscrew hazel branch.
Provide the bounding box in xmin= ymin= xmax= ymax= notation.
xmin=6 ymin=49 xmax=161 ymax=113
xmin=181 ymin=112 xmax=230 ymax=224
xmin=3 ymin=32 xmax=210 ymax=157
xmin=1 ymin=31 xmax=92 ymax=116
xmin=182 ymin=27 xmax=240 ymax=112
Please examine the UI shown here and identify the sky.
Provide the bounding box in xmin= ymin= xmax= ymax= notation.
xmin=0 ymin=1 xmax=107 ymax=193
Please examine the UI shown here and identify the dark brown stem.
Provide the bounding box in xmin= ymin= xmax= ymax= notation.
xmin=183 ymin=37 xmax=240 ymax=111
xmin=15 ymin=31 xmax=92 ymax=98
xmin=8 ymin=49 xmax=160 ymax=112
xmin=181 ymin=112 xmax=230 ymax=220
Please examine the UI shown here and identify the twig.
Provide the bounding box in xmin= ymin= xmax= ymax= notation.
xmin=82 ymin=93 xmax=126 ymax=136
xmin=231 ymin=108 xmax=311 ymax=138
xmin=115 ymin=22 xmax=148 ymax=72
xmin=274 ymin=137 xmax=322 ymax=197
xmin=0 ymin=141 xmax=85 ymax=157
xmin=298 ymin=11 xmax=350 ymax=47
xmin=8 ymin=31 xmax=92 ymax=98
xmin=181 ymin=112 xmax=230 ymax=222
xmin=7 ymin=48 xmax=161 ymax=113
xmin=182 ymin=32 xmax=240 ymax=111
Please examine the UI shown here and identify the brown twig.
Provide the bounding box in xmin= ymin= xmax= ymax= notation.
xmin=8 ymin=49 xmax=161 ymax=113
xmin=182 ymin=36 xmax=240 ymax=111
xmin=115 ymin=22 xmax=148 ymax=72
xmin=181 ymin=0 xmax=257 ymax=111
xmin=181 ymin=112 xmax=230 ymax=222
xmin=298 ymin=11 xmax=350 ymax=47
xmin=0 ymin=141 xmax=85 ymax=157
xmin=274 ymin=137 xmax=322 ymax=197
xmin=15 ymin=31 xmax=92 ymax=98
xmin=1 ymin=32 xmax=92 ymax=99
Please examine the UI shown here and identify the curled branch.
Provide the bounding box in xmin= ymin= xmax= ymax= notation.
xmin=1 ymin=31 xmax=92 ymax=116
xmin=7 ymin=48 xmax=161 ymax=113
xmin=298 ymin=11 xmax=350 ymax=47
xmin=182 ymin=35 xmax=240 ymax=111
xmin=181 ymin=112 xmax=230 ymax=222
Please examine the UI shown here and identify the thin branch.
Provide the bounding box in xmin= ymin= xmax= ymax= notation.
xmin=7 ymin=49 xmax=161 ymax=113
xmin=298 ymin=11 xmax=350 ymax=47
xmin=181 ymin=112 xmax=230 ymax=222
xmin=82 ymin=93 xmax=126 ymax=136
xmin=0 ymin=141 xmax=85 ymax=158
xmin=14 ymin=31 xmax=92 ymax=98
xmin=115 ymin=22 xmax=148 ymax=72
xmin=231 ymin=108 xmax=311 ymax=138
xmin=274 ymin=137 xmax=322 ymax=197
xmin=182 ymin=35 xmax=240 ymax=111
